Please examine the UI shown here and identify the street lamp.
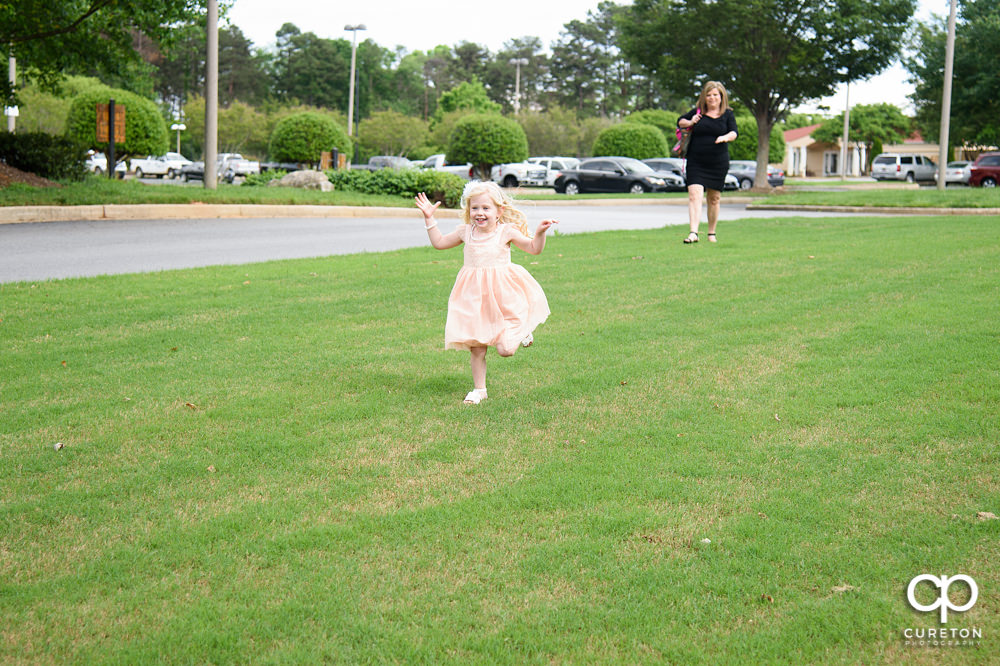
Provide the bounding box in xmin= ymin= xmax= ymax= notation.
xmin=345 ymin=24 xmax=366 ymax=138
xmin=170 ymin=122 xmax=186 ymax=154
xmin=509 ymin=57 xmax=528 ymax=114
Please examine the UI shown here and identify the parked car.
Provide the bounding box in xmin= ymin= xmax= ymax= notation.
xmin=84 ymin=150 xmax=126 ymax=177
xmin=353 ymin=155 xmax=414 ymax=171
xmin=969 ymin=152 xmax=1000 ymax=188
xmin=180 ymin=161 xmax=207 ymax=182
xmin=727 ymin=160 xmax=785 ymax=189
xmin=421 ymin=154 xmax=473 ymax=179
xmin=870 ymin=153 xmax=937 ymax=183
xmin=131 ymin=153 xmax=192 ymax=179
xmin=937 ymin=160 xmax=972 ymax=185
xmin=553 ymin=157 xmax=672 ymax=195
xmin=526 ymin=156 xmax=580 ymax=187
xmin=643 ymin=157 xmax=739 ymax=190
xmin=218 ymin=153 xmax=260 ymax=183
xmin=490 ymin=161 xmax=549 ymax=187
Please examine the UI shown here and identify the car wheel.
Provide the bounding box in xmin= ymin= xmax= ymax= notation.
xmin=94 ymin=167 xmax=104 ymax=176
xmin=502 ymin=175 xmax=518 ymax=188
xmin=182 ymin=173 xmax=189 ymax=182
xmin=135 ymin=168 xmax=144 ymax=179
xmin=739 ymin=177 xmax=752 ymax=190
xmin=983 ymin=177 xmax=997 ymax=188
xmin=629 ymin=182 xmax=646 ymax=194
xmin=167 ymin=169 xmax=177 ymax=179
xmin=905 ymin=171 xmax=915 ymax=183
xmin=564 ymin=181 xmax=580 ymax=195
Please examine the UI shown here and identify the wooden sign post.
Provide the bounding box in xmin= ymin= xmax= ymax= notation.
xmin=96 ymin=101 xmax=126 ymax=178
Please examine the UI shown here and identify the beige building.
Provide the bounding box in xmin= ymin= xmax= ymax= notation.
xmin=783 ymin=125 xmax=942 ymax=177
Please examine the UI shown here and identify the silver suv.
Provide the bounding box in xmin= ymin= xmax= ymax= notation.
xmin=871 ymin=153 xmax=937 ymax=183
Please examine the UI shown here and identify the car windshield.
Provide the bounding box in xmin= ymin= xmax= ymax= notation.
xmin=620 ymin=159 xmax=654 ymax=174
xmin=873 ymin=156 xmax=895 ymax=165
xmin=947 ymin=162 xmax=968 ymax=168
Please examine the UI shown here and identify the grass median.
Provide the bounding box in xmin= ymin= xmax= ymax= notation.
xmin=2 ymin=214 xmax=998 ymax=663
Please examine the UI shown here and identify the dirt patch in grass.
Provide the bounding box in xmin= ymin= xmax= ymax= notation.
xmin=0 ymin=162 xmax=60 ymax=188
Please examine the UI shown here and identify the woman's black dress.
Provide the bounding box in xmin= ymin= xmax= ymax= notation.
xmin=678 ymin=108 xmax=737 ymax=191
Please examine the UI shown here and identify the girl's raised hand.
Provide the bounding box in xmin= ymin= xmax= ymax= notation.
xmin=536 ymin=219 xmax=559 ymax=235
xmin=414 ymin=192 xmax=441 ymax=219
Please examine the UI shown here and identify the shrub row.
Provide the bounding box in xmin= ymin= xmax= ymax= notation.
xmin=0 ymin=132 xmax=89 ymax=181
xmin=324 ymin=168 xmax=465 ymax=208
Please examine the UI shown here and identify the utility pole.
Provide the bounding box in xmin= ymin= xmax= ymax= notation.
xmin=840 ymin=81 xmax=850 ymax=181
xmin=509 ymin=58 xmax=528 ymax=114
xmin=5 ymin=51 xmax=15 ymax=132
xmin=205 ymin=0 xmax=218 ymax=189
xmin=937 ymin=0 xmax=958 ymax=191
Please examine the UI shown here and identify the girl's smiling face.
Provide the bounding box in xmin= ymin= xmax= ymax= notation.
xmin=468 ymin=192 xmax=501 ymax=232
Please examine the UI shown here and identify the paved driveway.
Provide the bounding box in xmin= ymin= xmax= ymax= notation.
xmin=0 ymin=203 xmax=874 ymax=283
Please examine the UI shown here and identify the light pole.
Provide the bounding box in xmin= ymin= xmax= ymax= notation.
xmin=170 ymin=122 xmax=186 ymax=154
xmin=345 ymin=24 xmax=366 ymax=139
xmin=937 ymin=0 xmax=957 ymax=191
xmin=509 ymin=57 xmax=528 ymax=114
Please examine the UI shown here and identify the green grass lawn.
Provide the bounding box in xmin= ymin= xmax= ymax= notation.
xmin=2 ymin=215 xmax=998 ymax=663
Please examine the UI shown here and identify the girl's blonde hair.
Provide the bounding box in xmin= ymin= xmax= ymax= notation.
xmin=460 ymin=180 xmax=530 ymax=237
xmin=697 ymin=80 xmax=730 ymax=113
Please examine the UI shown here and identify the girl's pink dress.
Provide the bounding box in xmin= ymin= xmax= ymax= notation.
xmin=445 ymin=223 xmax=550 ymax=352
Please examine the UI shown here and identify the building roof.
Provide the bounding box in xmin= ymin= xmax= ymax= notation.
xmin=783 ymin=123 xmax=824 ymax=143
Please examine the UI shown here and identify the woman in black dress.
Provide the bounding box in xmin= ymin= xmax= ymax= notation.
xmin=677 ymin=81 xmax=738 ymax=243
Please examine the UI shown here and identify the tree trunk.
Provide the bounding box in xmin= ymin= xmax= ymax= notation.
xmin=754 ymin=112 xmax=773 ymax=189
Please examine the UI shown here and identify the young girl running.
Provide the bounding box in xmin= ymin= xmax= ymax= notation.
xmin=415 ymin=181 xmax=558 ymax=404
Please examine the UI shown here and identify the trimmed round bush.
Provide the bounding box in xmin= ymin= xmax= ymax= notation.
xmin=447 ymin=114 xmax=528 ymax=180
xmin=592 ymin=123 xmax=667 ymax=160
xmin=270 ymin=112 xmax=351 ymax=164
xmin=624 ymin=109 xmax=678 ymax=145
xmin=65 ymin=87 xmax=168 ymax=157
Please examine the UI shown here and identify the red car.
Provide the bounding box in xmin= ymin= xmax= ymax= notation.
xmin=969 ymin=152 xmax=1000 ymax=187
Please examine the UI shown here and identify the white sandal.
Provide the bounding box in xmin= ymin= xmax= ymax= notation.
xmin=463 ymin=388 xmax=488 ymax=405
xmin=521 ymin=333 xmax=534 ymax=348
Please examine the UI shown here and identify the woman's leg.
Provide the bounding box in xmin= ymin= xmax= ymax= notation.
xmin=685 ymin=184 xmax=703 ymax=241
xmin=706 ymin=188 xmax=721 ymax=239
xmin=470 ymin=346 xmax=487 ymax=389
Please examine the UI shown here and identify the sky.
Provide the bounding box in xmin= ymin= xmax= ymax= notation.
xmin=225 ymin=0 xmax=946 ymax=117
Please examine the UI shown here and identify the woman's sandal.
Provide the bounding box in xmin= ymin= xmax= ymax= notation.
xmin=683 ymin=232 xmax=699 ymax=244
xmin=463 ymin=388 xmax=488 ymax=405
xmin=707 ymin=233 xmax=717 ymax=243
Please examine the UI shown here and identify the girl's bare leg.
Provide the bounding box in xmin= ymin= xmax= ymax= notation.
xmin=470 ymin=346 xmax=487 ymax=390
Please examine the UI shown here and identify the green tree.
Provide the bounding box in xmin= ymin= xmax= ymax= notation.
xmin=592 ymin=123 xmax=668 ymax=159
xmin=358 ymin=111 xmax=429 ymax=158
xmin=620 ymin=0 xmax=917 ymax=187
xmin=269 ymin=112 xmax=351 ymax=164
xmin=433 ymin=79 xmax=501 ymax=125
xmin=730 ymin=114 xmax=786 ymax=164
xmin=2 ymin=0 xmax=211 ymax=104
xmin=517 ymin=106 xmax=582 ymax=157
xmin=905 ymin=1 xmax=1000 ymax=147
xmin=811 ymin=103 xmax=910 ymax=171
xmin=16 ymin=76 xmax=107 ymax=135
xmin=447 ymin=114 xmax=529 ymax=180
xmin=64 ymin=86 xmax=169 ymax=166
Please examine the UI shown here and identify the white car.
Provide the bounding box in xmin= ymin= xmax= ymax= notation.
xmin=84 ymin=150 xmax=126 ymax=177
xmin=937 ymin=160 xmax=972 ymax=185
xmin=131 ymin=154 xmax=193 ymax=179
xmin=527 ymin=156 xmax=580 ymax=187
xmin=490 ymin=161 xmax=549 ymax=187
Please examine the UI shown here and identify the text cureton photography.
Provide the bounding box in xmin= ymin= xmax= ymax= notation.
xmin=903 ymin=574 xmax=983 ymax=648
